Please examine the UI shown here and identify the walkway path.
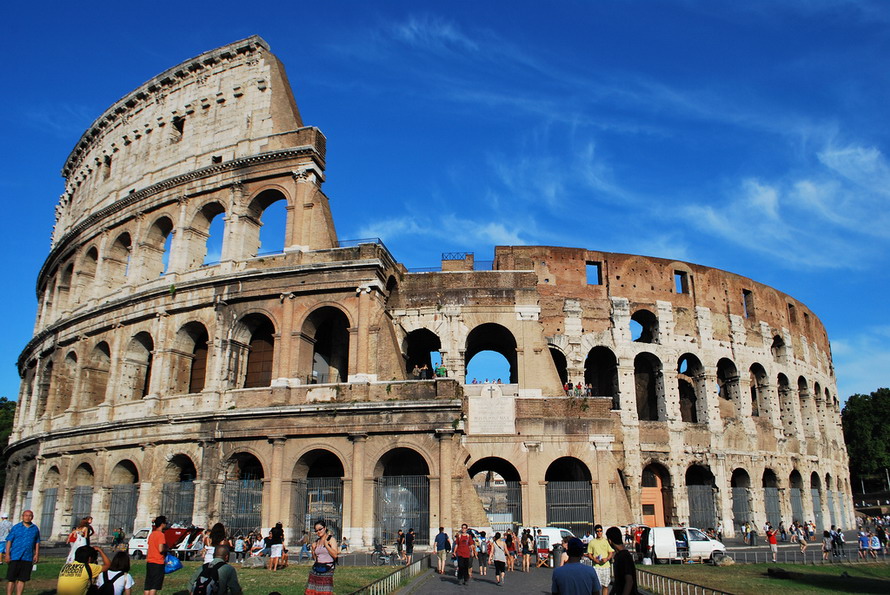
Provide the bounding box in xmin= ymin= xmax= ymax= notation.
xmin=407 ymin=566 xmax=555 ymax=594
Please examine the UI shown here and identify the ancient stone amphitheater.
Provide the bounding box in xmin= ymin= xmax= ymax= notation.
xmin=3 ymin=36 xmax=852 ymax=546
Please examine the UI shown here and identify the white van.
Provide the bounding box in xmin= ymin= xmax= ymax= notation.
xmin=128 ymin=527 xmax=151 ymax=559
xmin=518 ymin=527 xmax=576 ymax=549
xmin=647 ymin=527 xmax=726 ymax=564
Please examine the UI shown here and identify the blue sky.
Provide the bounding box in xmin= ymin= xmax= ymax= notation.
xmin=1 ymin=1 xmax=888 ymax=401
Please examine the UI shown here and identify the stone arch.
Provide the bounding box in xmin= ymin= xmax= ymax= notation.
xmin=244 ymin=188 xmax=290 ymax=258
xmin=187 ymin=201 xmax=227 ymax=268
xmin=109 ymin=459 xmax=140 ymax=485
xmin=140 ymin=214 xmax=174 ymax=280
xmin=468 ymin=457 xmax=523 ymax=529
xmin=52 ymin=351 xmax=78 ymax=415
xmin=121 ymin=331 xmax=155 ymax=400
xmin=685 ymin=465 xmax=717 ymax=529
xmin=549 ymin=345 xmax=569 ymax=386
xmin=374 ymin=447 xmax=431 ymax=478
xmin=716 ymin=358 xmax=740 ymax=419
xmin=404 ymin=328 xmax=441 ymax=375
xmin=730 ymin=468 xmax=753 ymax=529
xmin=301 ymin=306 xmax=349 ymax=384
xmin=81 ymin=342 xmax=111 ymax=407
xmin=798 ymin=376 xmax=817 ymax=438
xmin=584 ymin=346 xmax=618 ymax=405
xmin=374 ymin=447 xmax=431 ymax=543
xmin=631 ymin=309 xmax=658 ymax=343
xmin=777 ymin=373 xmax=795 ymax=435
xmin=465 ymin=323 xmax=518 ymax=384
xmin=545 ymin=457 xmax=594 ymax=535
xmin=71 ymin=463 xmax=95 ymax=525
xmin=770 ymin=335 xmax=788 ymax=363
xmin=57 ymin=262 xmax=75 ymax=313
xmin=762 ymin=468 xmax=781 ymax=526
xmin=292 ymin=449 xmax=346 ymax=537
xmin=641 ymin=462 xmax=673 ymax=527
xmin=78 ymin=246 xmax=99 ymax=301
xmin=749 ymin=363 xmax=768 ymax=417
xmin=105 ymin=231 xmax=132 ymax=288
xmin=161 ymin=454 xmax=198 ymax=527
xmin=634 ymin=352 xmax=663 ymax=421
xmin=220 ymin=452 xmax=265 ymax=536
xmin=234 ymin=313 xmax=275 ymax=389
xmin=789 ymin=470 xmax=804 ymax=523
xmin=171 ymin=322 xmax=210 ymax=394
xmin=36 ymin=359 xmax=53 ymax=418
xmin=677 ymin=353 xmax=704 ymax=423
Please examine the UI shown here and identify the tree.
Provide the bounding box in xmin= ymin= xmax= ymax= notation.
xmin=842 ymin=388 xmax=890 ymax=487
xmin=0 ymin=396 xmax=17 ymax=492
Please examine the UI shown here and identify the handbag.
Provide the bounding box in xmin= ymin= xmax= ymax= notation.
xmin=164 ymin=553 xmax=183 ymax=574
xmin=312 ymin=562 xmax=333 ymax=574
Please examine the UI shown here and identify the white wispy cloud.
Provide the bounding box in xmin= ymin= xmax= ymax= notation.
xmin=832 ymin=327 xmax=890 ymax=401
xmin=389 ymin=14 xmax=479 ymax=53
xmin=357 ymin=214 xmax=528 ymax=250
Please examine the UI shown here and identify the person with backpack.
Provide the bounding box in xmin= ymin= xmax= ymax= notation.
xmin=189 ymin=544 xmax=242 ymax=595
xmin=95 ymin=551 xmax=134 ymax=595
xmin=56 ymin=544 xmax=110 ymax=595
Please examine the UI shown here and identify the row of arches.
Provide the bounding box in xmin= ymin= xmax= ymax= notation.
xmin=39 ymin=189 xmax=290 ymax=328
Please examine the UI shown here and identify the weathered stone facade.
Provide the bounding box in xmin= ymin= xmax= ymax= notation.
xmin=3 ymin=36 xmax=852 ymax=547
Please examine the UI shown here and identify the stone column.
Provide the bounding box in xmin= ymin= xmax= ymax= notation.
xmin=436 ymin=430 xmax=455 ymax=532
xmin=135 ymin=444 xmax=156 ymax=529
xmin=267 ymin=437 xmax=286 ymax=526
xmin=347 ymin=434 xmax=367 ymax=547
xmin=274 ymin=295 xmax=295 ymax=386
xmin=350 ymin=285 xmax=374 ymax=382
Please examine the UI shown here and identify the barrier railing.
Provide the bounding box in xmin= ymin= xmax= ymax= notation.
xmin=730 ymin=548 xmax=888 ymax=565
xmin=638 ymin=568 xmax=732 ymax=595
xmin=348 ymin=554 xmax=431 ymax=595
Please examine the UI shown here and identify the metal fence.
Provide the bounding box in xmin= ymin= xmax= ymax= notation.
xmin=474 ymin=481 xmax=522 ymax=532
xmin=108 ymin=485 xmax=139 ymax=534
xmin=374 ymin=476 xmax=430 ymax=545
xmin=638 ymin=568 xmax=732 ymax=595
xmin=546 ymin=481 xmax=594 ymax=537
xmin=41 ymin=488 xmax=57 ymax=537
xmin=811 ymin=489 xmax=824 ymax=531
xmin=347 ymin=554 xmax=431 ymax=595
xmin=732 ymin=547 xmax=888 ymax=565
xmin=22 ymin=491 xmax=32 ymax=514
xmin=790 ymin=488 xmax=804 ymax=524
xmin=71 ymin=486 xmax=93 ymax=527
xmin=764 ymin=487 xmax=781 ymax=527
xmin=293 ymin=478 xmax=344 ymax=539
xmin=731 ymin=487 xmax=751 ymax=529
xmin=687 ymin=486 xmax=717 ymax=530
xmin=219 ymin=479 xmax=263 ymax=537
xmin=161 ymin=481 xmax=196 ymax=527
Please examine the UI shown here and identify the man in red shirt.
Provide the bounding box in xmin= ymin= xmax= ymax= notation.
xmin=766 ymin=524 xmax=778 ymax=562
xmin=452 ymin=524 xmax=475 ymax=586
xmin=145 ymin=516 xmax=168 ymax=595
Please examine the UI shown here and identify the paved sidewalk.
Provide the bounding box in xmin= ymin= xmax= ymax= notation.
xmin=408 ymin=566 xmax=555 ymax=594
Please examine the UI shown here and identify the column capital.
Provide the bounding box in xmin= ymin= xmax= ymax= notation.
xmin=348 ymin=433 xmax=368 ymax=442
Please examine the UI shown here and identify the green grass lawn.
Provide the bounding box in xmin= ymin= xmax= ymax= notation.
xmin=644 ymin=561 xmax=890 ymax=594
xmin=18 ymin=558 xmax=396 ymax=594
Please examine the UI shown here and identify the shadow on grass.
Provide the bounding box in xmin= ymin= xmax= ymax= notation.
xmin=766 ymin=567 xmax=890 ymax=594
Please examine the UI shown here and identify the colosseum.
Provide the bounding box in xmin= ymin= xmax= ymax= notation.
xmin=3 ymin=36 xmax=852 ymax=547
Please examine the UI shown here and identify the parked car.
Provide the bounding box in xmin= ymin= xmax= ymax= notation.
xmin=128 ymin=528 xmax=151 ymax=559
xmin=646 ymin=526 xmax=726 ymax=564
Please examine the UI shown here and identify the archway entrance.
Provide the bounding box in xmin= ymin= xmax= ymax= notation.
xmin=72 ymin=464 xmax=94 ymax=527
xmin=41 ymin=467 xmax=61 ymax=537
xmin=641 ymin=464 xmax=671 ymax=527
xmin=730 ymin=469 xmax=752 ymax=533
xmin=161 ymin=455 xmax=197 ymax=527
xmin=293 ymin=450 xmax=345 ymax=539
xmin=303 ymin=307 xmax=350 ymax=383
xmin=686 ymin=466 xmax=717 ymax=530
xmin=108 ymin=461 xmax=139 ymax=534
xmin=465 ymin=324 xmax=518 ymax=384
xmin=468 ymin=458 xmax=522 ymax=532
xmin=404 ymin=329 xmax=441 ymax=375
xmin=789 ymin=471 xmax=804 ymax=523
xmin=545 ymin=457 xmax=593 ymax=536
xmin=763 ymin=469 xmax=781 ymax=526
xmin=374 ymin=449 xmax=430 ymax=543
xmin=811 ymin=473 xmax=824 ymax=531
xmin=220 ymin=453 xmax=264 ymax=536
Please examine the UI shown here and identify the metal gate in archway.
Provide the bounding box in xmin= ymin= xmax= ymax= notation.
xmin=764 ymin=487 xmax=781 ymax=526
xmin=827 ymin=491 xmax=837 ymax=527
xmin=687 ymin=485 xmax=717 ymax=529
xmin=71 ymin=486 xmax=93 ymax=526
xmin=293 ymin=478 xmax=343 ymax=539
xmin=220 ymin=479 xmax=263 ymax=537
xmin=790 ymin=488 xmax=804 ymax=524
xmin=474 ymin=481 xmax=522 ymax=533
xmin=731 ymin=487 xmax=751 ymax=529
xmin=374 ymin=476 xmax=429 ymax=545
xmin=545 ymin=481 xmax=593 ymax=537
xmin=41 ymin=488 xmax=57 ymax=537
xmin=161 ymin=481 xmax=196 ymax=527
xmin=108 ymin=485 xmax=139 ymax=534
xmin=811 ymin=489 xmax=824 ymax=531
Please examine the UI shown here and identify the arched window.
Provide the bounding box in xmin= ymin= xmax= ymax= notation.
xmin=404 ymin=329 xmax=442 ymax=376
xmin=140 ymin=216 xmax=174 ymax=280
xmin=584 ymin=347 xmax=618 ymax=406
xmin=716 ymin=358 xmax=740 ymax=419
xmin=677 ymin=354 xmax=704 ymax=423
xmin=301 ymin=307 xmax=349 ymax=384
xmin=770 ymin=335 xmax=788 ymax=363
xmin=188 ymin=202 xmax=226 ymax=268
xmin=106 ymin=232 xmax=132 ymax=287
xmin=78 ymin=247 xmax=99 ymax=302
xmin=57 ymin=263 xmax=74 ymax=313
xmin=762 ymin=469 xmax=781 ymax=526
xmin=550 ymin=347 xmax=568 ymax=386
xmin=243 ymin=317 xmax=275 ymax=388
xmin=52 ymin=351 xmax=78 ymax=415
xmin=798 ymin=377 xmax=817 ymax=438
xmin=81 ymin=342 xmax=111 ymax=408
xmin=465 ymin=323 xmax=518 ymax=383
xmin=777 ymin=373 xmax=794 ymax=435
xmin=634 ymin=353 xmax=663 ymax=421
xmin=749 ymin=364 xmax=768 ymax=417
xmin=172 ymin=322 xmax=210 ymax=394
xmin=122 ymin=332 xmax=154 ymax=399
xmin=245 ymin=189 xmax=289 ymax=258
xmin=630 ymin=309 xmax=658 ymax=343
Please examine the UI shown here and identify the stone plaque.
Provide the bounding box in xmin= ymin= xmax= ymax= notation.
xmin=468 ymin=384 xmax=515 ymax=435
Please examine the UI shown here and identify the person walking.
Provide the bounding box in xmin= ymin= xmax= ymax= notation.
xmin=452 ymin=524 xmax=475 ymax=586
xmin=477 ymin=531 xmax=489 ymax=576
xmin=144 ymin=516 xmax=168 ymax=595
xmin=433 ymin=527 xmax=450 ymax=575
xmin=4 ymin=510 xmax=39 ymax=595
xmin=190 ymin=544 xmax=242 ymax=595
xmin=586 ymin=525 xmax=613 ymax=595
xmin=0 ymin=514 xmax=12 ymax=565
xmin=405 ymin=528 xmax=415 ymax=565
xmin=552 ymin=538 xmax=601 ymax=595
xmin=489 ymin=532 xmax=508 ymax=586
xmin=606 ymin=527 xmax=639 ymax=595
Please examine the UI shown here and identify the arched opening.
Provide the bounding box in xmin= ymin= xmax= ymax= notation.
xmin=72 ymin=463 xmax=95 ymax=527
xmin=584 ymin=346 xmax=618 ymax=408
xmin=52 ymin=352 xmax=78 ymax=415
xmin=770 ymin=335 xmax=788 ymax=363
xmin=631 ymin=309 xmax=658 ymax=343
xmin=641 ymin=463 xmax=672 ymax=527
xmin=81 ymin=342 xmax=111 ymax=408
xmin=677 ymin=354 xmax=704 ymax=423
xmin=36 ymin=360 xmax=53 ymax=418
xmin=465 ymin=324 xmax=518 ymax=384
xmin=789 ymin=470 xmax=804 ymax=523
xmin=245 ymin=189 xmax=288 ymax=258
xmin=41 ymin=467 xmax=61 ymax=536
xmin=40 ymin=279 xmax=56 ymax=324
xmin=78 ymin=247 xmax=99 ymax=302
xmin=302 ymin=307 xmax=349 ymax=384
xmin=140 ymin=216 xmax=174 ymax=281
xmin=762 ymin=469 xmax=781 ymax=526
xmin=749 ymin=363 xmax=767 ymax=418
xmin=187 ymin=202 xmax=227 ymax=267
xmin=293 ymin=450 xmax=345 ymax=538
xmin=374 ymin=448 xmax=430 ymax=544
xmin=686 ymin=465 xmax=717 ymax=530
xmin=810 ymin=472 xmax=824 ymax=531
xmin=730 ymin=469 xmax=752 ymax=532
xmin=404 ymin=328 xmax=441 ymax=377
xmin=171 ymin=322 xmax=210 ymax=394
xmin=57 ymin=263 xmax=74 ymax=313
xmin=777 ymin=374 xmax=794 ymax=436
xmin=468 ymin=457 xmax=523 ymax=531
xmin=108 ymin=461 xmax=140 ymax=534
xmin=716 ymin=358 xmax=740 ymax=419
xmin=545 ymin=457 xmax=594 ymax=536
xmin=240 ymin=315 xmax=275 ymax=389
xmin=121 ymin=332 xmax=154 ymax=400
xmin=221 ymin=453 xmax=265 ymax=536
xmin=161 ymin=454 xmax=198 ymax=527
xmin=634 ymin=353 xmax=663 ymax=421
xmin=106 ymin=232 xmax=132 ymax=287
xmin=549 ymin=347 xmax=568 ymax=386
xmin=798 ymin=377 xmax=817 ymax=438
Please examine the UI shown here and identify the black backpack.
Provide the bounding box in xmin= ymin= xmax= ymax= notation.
xmin=192 ymin=561 xmax=225 ymax=595
xmin=97 ymin=570 xmax=125 ymax=595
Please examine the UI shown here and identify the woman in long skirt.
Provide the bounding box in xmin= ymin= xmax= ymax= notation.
xmin=306 ymin=520 xmax=339 ymax=595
